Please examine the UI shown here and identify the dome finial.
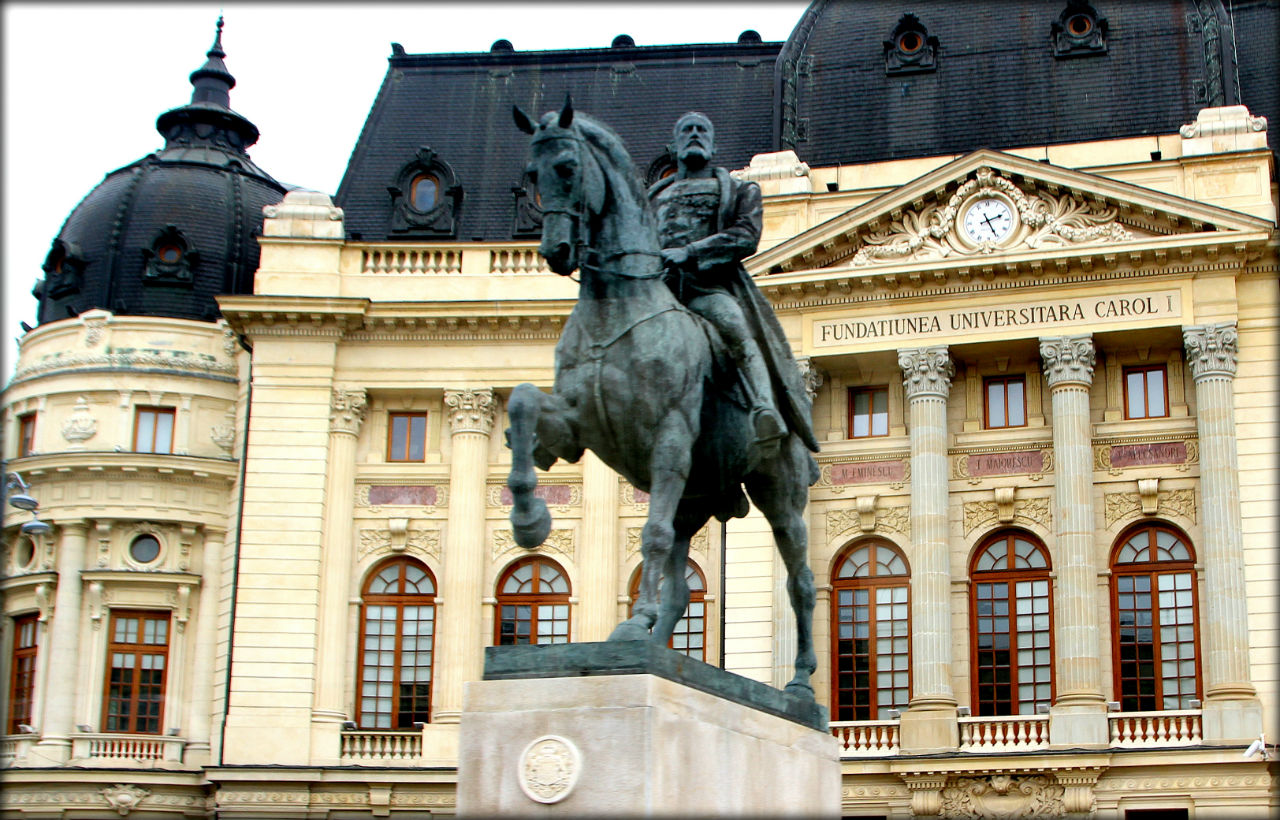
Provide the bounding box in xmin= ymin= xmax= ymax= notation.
xmin=189 ymin=14 xmax=235 ymax=108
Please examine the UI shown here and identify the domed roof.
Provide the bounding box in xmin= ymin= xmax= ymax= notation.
xmin=777 ymin=0 xmax=1247 ymax=166
xmin=34 ymin=18 xmax=286 ymax=326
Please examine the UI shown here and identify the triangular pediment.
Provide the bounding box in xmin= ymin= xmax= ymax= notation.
xmin=749 ymin=149 xmax=1273 ymax=276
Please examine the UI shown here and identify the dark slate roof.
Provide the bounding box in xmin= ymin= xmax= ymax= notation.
xmin=334 ymin=40 xmax=781 ymax=242
xmin=35 ymin=19 xmax=286 ymax=326
xmin=779 ymin=0 xmax=1271 ymax=167
xmin=1231 ymin=0 xmax=1279 ymax=154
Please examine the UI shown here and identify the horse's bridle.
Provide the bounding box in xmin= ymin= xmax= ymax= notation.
xmin=532 ymin=130 xmax=664 ymax=280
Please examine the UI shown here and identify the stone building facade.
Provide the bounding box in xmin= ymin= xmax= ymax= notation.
xmin=2 ymin=4 xmax=1278 ymax=818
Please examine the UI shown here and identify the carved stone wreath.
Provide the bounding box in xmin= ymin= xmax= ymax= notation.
xmin=851 ymin=167 xmax=1133 ymax=266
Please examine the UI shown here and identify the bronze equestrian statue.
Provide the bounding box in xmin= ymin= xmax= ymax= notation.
xmin=506 ymin=98 xmax=821 ymax=698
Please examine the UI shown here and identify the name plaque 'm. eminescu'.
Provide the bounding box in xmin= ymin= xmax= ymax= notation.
xmin=1109 ymin=441 xmax=1187 ymax=468
xmin=829 ymin=460 xmax=906 ymax=485
xmin=811 ymin=289 xmax=1181 ymax=350
xmin=369 ymin=485 xmax=438 ymax=506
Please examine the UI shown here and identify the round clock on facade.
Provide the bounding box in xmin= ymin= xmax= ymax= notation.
xmin=961 ymin=197 xmax=1016 ymax=244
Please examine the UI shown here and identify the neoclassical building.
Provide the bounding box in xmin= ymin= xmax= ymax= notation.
xmin=3 ymin=2 xmax=1278 ymax=817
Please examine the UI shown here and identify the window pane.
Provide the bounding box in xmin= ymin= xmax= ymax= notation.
xmin=153 ymin=412 xmax=173 ymax=454
xmin=871 ymin=389 xmax=888 ymax=435
xmin=408 ymin=415 xmax=427 ymax=460
xmin=136 ymin=412 xmax=156 ymax=453
xmin=988 ymin=382 xmax=1006 ymax=427
xmin=1126 ymin=371 xmax=1147 ymax=417
xmin=1007 ymin=379 xmax=1025 ymax=426
xmin=1147 ymin=369 xmax=1166 ymax=416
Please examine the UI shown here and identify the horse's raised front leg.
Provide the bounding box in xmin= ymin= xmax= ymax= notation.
xmin=609 ymin=413 xmax=694 ymax=642
xmin=505 ymin=383 xmax=580 ymax=548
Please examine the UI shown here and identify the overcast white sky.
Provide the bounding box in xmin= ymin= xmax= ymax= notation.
xmin=2 ymin=2 xmax=808 ymax=376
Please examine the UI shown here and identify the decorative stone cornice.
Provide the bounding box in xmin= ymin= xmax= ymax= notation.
xmin=1183 ymin=322 xmax=1238 ymax=380
xmin=1039 ymin=334 xmax=1095 ymax=388
xmin=445 ymin=388 xmax=497 ymax=435
xmin=898 ymin=346 xmax=954 ymax=399
xmin=329 ymin=388 xmax=368 ymax=435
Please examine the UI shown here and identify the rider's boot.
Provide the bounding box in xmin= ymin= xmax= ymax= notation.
xmin=739 ymin=346 xmax=786 ymax=455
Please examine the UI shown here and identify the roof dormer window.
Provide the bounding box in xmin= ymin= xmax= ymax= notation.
xmin=885 ymin=14 xmax=938 ymax=75
xmin=389 ymin=146 xmax=460 ymax=236
xmin=1052 ymin=0 xmax=1108 ymax=58
xmin=142 ymin=226 xmax=198 ymax=287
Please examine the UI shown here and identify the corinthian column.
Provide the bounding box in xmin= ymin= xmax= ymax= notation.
xmin=1183 ymin=322 xmax=1262 ymax=742
xmin=433 ymin=388 xmax=497 ymax=723
xmin=34 ymin=519 xmax=89 ymax=764
xmin=311 ymin=389 xmax=367 ymax=762
xmin=1040 ymin=335 xmax=1107 ymax=746
xmin=897 ymin=347 xmax=957 ymax=752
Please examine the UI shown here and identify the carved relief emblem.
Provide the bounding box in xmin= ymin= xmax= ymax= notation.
xmin=61 ymin=396 xmax=98 ymax=446
xmin=1103 ymin=488 xmax=1196 ymax=527
xmin=210 ymin=407 xmax=236 ymax=453
xmin=493 ymin=529 xmax=574 ymax=561
xmin=962 ymin=497 xmax=1051 ymax=535
xmin=101 ymin=784 xmax=150 ymax=816
xmin=939 ymin=774 xmax=1064 ymax=818
xmin=518 ymin=735 xmax=581 ymax=804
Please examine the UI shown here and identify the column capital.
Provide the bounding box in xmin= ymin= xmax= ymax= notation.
xmin=330 ymin=388 xmax=368 ymax=435
xmin=1183 ymin=322 xmax=1238 ymax=380
xmin=898 ymin=347 xmax=954 ymax=400
xmin=445 ymin=388 xmax=498 ymax=435
xmin=795 ymin=356 xmax=824 ymax=402
xmin=1039 ymin=334 xmax=1096 ymax=388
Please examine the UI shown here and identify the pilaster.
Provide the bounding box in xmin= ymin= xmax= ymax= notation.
xmin=897 ymin=347 xmax=957 ymax=752
xmin=433 ymin=388 xmax=497 ymax=723
xmin=185 ymin=527 xmax=226 ymax=766
xmin=311 ymin=388 xmax=367 ymax=763
xmin=1040 ymin=335 xmax=1108 ymax=746
xmin=1183 ymin=322 xmax=1262 ymax=742
xmin=577 ymin=451 xmax=620 ymax=642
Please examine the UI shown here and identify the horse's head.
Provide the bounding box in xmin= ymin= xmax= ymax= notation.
xmin=514 ymin=97 xmax=606 ymax=277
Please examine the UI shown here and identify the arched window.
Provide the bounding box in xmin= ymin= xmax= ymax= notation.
xmin=627 ymin=561 xmax=708 ymax=660
xmin=831 ymin=540 xmax=910 ymax=721
xmin=357 ymin=558 xmax=436 ymax=729
xmin=1110 ymin=524 xmax=1200 ymax=711
xmin=970 ymin=531 xmax=1053 ymax=716
xmin=496 ymin=557 xmax=570 ymax=645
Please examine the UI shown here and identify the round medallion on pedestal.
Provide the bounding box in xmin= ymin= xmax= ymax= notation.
xmin=518 ymin=734 xmax=581 ymax=804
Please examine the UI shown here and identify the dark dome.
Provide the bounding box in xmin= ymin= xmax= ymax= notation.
xmin=34 ymin=18 xmax=286 ymax=326
xmin=777 ymin=0 xmax=1249 ymax=166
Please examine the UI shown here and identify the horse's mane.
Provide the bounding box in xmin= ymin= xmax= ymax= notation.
xmin=567 ymin=113 xmax=649 ymax=212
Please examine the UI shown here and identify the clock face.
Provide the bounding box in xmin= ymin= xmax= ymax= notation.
xmin=962 ymin=197 xmax=1015 ymax=243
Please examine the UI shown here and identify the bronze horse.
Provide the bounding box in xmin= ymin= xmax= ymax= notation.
xmin=506 ymin=99 xmax=819 ymax=698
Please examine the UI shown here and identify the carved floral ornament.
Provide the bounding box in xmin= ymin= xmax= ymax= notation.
xmin=1183 ymin=322 xmax=1238 ymax=380
xmin=330 ymin=388 xmax=368 ymax=434
xmin=899 ymin=346 xmax=955 ymax=399
xmin=445 ymin=388 xmax=497 ymax=435
xmin=848 ymin=167 xmax=1133 ymax=267
xmin=1039 ymin=334 xmax=1096 ymax=388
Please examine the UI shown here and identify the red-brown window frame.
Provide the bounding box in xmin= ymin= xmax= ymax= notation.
xmin=495 ymin=557 xmax=571 ymax=646
xmin=847 ymin=386 xmax=890 ymax=439
xmin=17 ymin=413 xmax=36 ymax=457
xmin=386 ymin=412 xmax=428 ymax=462
xmin=102 ymin=610 xmax=170 ymax=735
xmin=1122 ymin=365 xmax=1169 ymax=420
xmin=133 ymin=407 xmax=175 ymax=454
xmin=830 ymin=540 xmax=912 ymax=721
xmin=8 ymin=613 xmax=38 ymax=734
xmin=983 ymin=375 xmax=1027 ymax=429
xmin=627 ymin=561 xmax=708 ymax=660
xmin=1109 ymin=523 xmax=1202 ymax=711
xmin=355 ymin=557 xmax=437 ymax=729
xmin=969 ymin=531 xmax=1055 ymax=717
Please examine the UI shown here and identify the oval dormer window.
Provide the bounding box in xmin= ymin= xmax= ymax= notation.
xmin=157 ymin=244 xmax=183 ymax=264
xmin=411 ymin=173 xmax=439 ymax=212
xmin=897 ymin=30 xmax=924 ymax=54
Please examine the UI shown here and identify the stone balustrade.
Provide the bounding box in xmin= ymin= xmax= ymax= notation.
xmin=1108 ymin=710 xmax=1203 ymax=747
xmin=829 ymin=720 xmax=901 ymax=757
xmin=70 ymin=733 xmax=185 ymax=765
xmin=339 ymin=729 xmax=424 ymax=764
xmin=358 ymin=244 xmax=552 ymax=277
xmin=958 ymin=715 xmax=1051 ymax=752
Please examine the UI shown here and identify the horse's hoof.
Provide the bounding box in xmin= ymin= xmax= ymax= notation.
xmin=511 ymin=499 xmax=551 ymax=548
xmin=608 ymin=621 xmax=650 ymax=642
xmin=784 ymin=680 xmax=815 ymax=701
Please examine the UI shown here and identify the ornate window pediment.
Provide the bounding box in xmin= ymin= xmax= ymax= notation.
xmin=40 ymin=238 xmax=87 ymax=300
xmin=511 ymin=170 xmax=544 ymax=237
xmin=142 ymin=225 xmax=200 ymax=287
xmin=749 ymin=149 xmax=1273 ymax=278
xmin=1051 ymin=0 xmax=1108 ymax=58
xmin=884 ymin=14 xmax=938 ymax=76
xmin=389 ymin=146 xmax=461 ymax=236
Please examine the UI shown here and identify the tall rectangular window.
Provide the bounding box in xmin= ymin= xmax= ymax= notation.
xmin=17 ymin=413 xmax=36 ymax=457
xmin=8 ymin=614 xmax=38 ymax=734
xmin=1124 ymin=366 xmax=1167 ymax=420
xmin=984 ymin=376 xmax=1026 ymax=429
xmin=387 ymin=412 xmax=428 ymax=462
xmin=133 ymin=407 xmax=175 ymax=454
xmin=848 ymin=387 xmax=889 ymax=438
xmin=103 ymin=611 xmax=169 ymax=734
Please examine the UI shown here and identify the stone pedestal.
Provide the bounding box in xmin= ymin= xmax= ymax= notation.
xmin=457 ymin=642 xmax=839 ymax=817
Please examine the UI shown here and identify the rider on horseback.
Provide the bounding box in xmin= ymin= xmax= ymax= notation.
xmin=649 ymin=112 xmax=820 ymax=458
